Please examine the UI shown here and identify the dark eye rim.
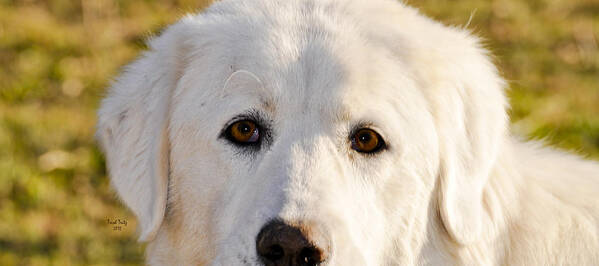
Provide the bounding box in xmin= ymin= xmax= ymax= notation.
xmin=220 ymin=110 xmax=271 ymax=149
xmin=349 ymin=127 xmax=387 ymax=154
xmin=224 ymin=119 xmax=262 ymax=146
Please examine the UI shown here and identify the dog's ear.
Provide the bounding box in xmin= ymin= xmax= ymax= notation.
xmin=426 ymin=37 xmax=509 ymax=244
xmin=96 ymin=19 xmax=193 ymax=241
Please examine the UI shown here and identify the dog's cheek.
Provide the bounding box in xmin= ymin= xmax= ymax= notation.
xmin=159 ymin=130 xmax=231 ymax=263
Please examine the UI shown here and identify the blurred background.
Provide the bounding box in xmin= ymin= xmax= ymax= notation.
xmin=0 ymin=0 xmax=597 ymax=264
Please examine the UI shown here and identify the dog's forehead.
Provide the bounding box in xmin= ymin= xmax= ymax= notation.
xmin=222 ymin=44 xmax=399 ymax=126
xmin=206 ymin=4 xmax=408 ymax=122
xmin=175 ymin=0 xmax=428 ymax=130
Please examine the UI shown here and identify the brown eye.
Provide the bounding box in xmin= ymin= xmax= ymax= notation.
xmin=351 ymin=128 xmax=385 ymax=153
xmin=226 ymin=120 xmax=260 ymax=144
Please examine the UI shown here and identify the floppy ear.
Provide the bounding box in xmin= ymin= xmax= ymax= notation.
xmin=96 ymin=20 xmax=192 ymax=241
xmin=428 ymin=40 xmax=508 ymax=244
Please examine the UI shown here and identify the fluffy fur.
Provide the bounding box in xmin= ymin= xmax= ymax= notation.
xmin=96 ymin=0 xmax=599 ymax=264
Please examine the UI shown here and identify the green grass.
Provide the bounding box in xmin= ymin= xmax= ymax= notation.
xmin=1 ymin=0 xmax=597 ymax=264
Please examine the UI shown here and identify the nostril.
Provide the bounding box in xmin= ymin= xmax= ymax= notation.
xmin=298 ymin=247 xmax=323 ymax=266
xmin=264 ymin=244 xmax=284 ymax=261
xmin=256 ymin=220 xmax=326 ymax=265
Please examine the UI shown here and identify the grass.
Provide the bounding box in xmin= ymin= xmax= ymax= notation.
xmin=0 ymin=0 xmax=597 ymax=264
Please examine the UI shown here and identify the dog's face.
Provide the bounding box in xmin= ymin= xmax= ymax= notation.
xmin=97 ymin=0 xmax=508 ymax=265
xmin=168 ymin=16 xmax=441 ymax=264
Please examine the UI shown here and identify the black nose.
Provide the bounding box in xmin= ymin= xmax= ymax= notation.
xmin=256 ymin=220 xmax=325 ymax=266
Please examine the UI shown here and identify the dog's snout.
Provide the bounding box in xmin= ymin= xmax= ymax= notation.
xmin=256 ymin=220 xmax=325 ymax=266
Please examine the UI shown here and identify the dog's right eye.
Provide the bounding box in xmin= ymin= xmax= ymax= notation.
xmin=225 ymin=120 xmax=260 ymax=145
xmin=351 ymin=128 xmax=386 ymax=154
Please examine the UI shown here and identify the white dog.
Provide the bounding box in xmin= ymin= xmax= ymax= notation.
xmin=96 ymin=0 xmax=599 ymax=265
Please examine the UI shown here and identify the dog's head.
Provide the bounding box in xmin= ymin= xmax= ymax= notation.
xmin=97 ymin=0 xmax=508 ymax=264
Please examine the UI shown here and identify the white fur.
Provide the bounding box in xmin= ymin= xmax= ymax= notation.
xmin=96 ymin=0 xmax=599 ymax=265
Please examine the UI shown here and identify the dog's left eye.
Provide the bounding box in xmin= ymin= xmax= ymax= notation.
xmin=351 ymin=128 xmax=385 ymax=153
xmin=225 ymin=120 xmax=260 ymax=145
